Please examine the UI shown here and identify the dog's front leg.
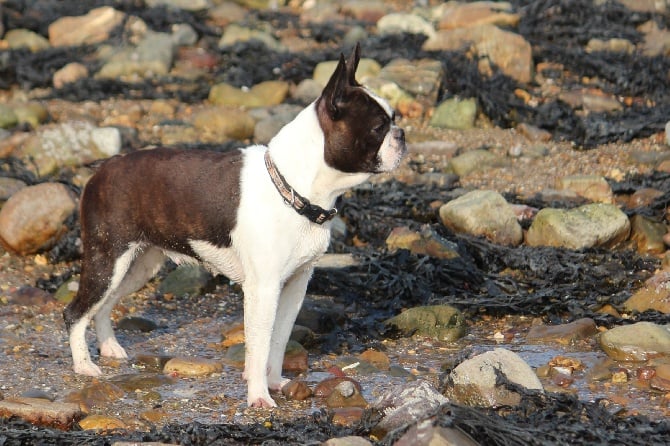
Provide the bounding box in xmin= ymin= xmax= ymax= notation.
xmin=242 ymin=281 xmax=281 ymax=408
xmin=267 ymin=265 xmax=313 ymax=391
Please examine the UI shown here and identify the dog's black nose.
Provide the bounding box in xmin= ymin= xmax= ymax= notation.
xmin=397 ymin=127 xmax=405 ymax=141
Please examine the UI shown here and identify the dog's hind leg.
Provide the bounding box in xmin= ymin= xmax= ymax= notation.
xmin=96 ymin=246 xmax=165 ymax=359
xmin=266 ymin=265 xmax=313 ymax=391
xmin=64 ymin=242 xmax=142 ymax=375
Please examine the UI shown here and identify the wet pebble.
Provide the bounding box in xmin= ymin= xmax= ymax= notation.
xmin=525 ymin=203 xmax=631 ymax=250
xmin=78 ymin=414 xmax=127 ymax=431
xmin=385 ymin=304 xmax=466 ymax=341
xmin=395 ymin=419 xmax=479 ymax=446
xmin=117 ymin=316 xmax=158 ymax=332
xmin=373 ymin=380 xmax=448 ymax=436
xmin=157 ymin=264 xmax=213 ymax=297
xmin=163 ymin=357 xmax=223 ymax=377
xmin=385 ymin=226 xmax=459 ymax=259
xmin=430 ymin=97 xmax=477 ymax=130
xmin=629 ymin=214 xmax=667 ymax=255
xmin=599 ymin=322 xmax=670 ymax=361
xmin=325 ymin=380 xmax=368 ymax=409
xmin=64 ymin=381 xmax=125 ymax=410
xmin=6 ymin=286 xmax=53 ymax=306
xmin=358 ymin=349 xmax=390 ymax=371
xmin=0 ymin=397 xmax=83 ymax=429
xmin=133 ymin=353 xmax=174 ymax=372
xmin=526 ymin=318 xmax=598 ymax=344
xmin=282 ymin=379 xmax=312 ymax=401
xmin=0 ymin=104 xmax=18 ymax=129
xmin=323 ymin=435 xmax=372 ymax=446
xmin=0 ymin=183 xmax=77 ymax=255
xmin=444 ymin=348 xmax=543 ymax=407
xmin=110 ymin=373 xmax=174 ymax=392
xmin=314 ymin=377 xmax=362 ymax=398
xmin=439 ymin=190 xmax=523 ymax=246
xmin=48 ymin=6 xmax=125 ymax=47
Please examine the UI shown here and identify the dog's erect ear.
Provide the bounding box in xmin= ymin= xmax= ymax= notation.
xmin=347 ymin=42 xmax=361 ymax=86
xmin=321 ymin=53 xmax=349 ymax=120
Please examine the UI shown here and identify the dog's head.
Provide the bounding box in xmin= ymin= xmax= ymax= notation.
xmin=316 ymin=44 xmax=407 ymax=175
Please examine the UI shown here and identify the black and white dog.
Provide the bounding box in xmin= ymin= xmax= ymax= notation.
xmin=63 ymin=44 xmax=406 ymax=408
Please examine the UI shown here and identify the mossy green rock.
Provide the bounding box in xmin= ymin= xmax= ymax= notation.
xmin=430 ymin=97 xmax=477 ymax=130
xmin=158 ymin=265 xmax=212 ymax=297
xmin=385 ymin=305 xmax=466 ymax=341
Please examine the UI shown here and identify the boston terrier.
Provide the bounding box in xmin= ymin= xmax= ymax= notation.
xmin=63 ymin=43 xmax=406 ymax=408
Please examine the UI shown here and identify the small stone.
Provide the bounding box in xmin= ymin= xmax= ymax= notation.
xmin=448 ymin=149 xmax=504 ymax=176
xmin=0 ymin=183 xmax=77 ymax=255
xmin=53 ymin=62 xmax=89 ymax=89
xmin=385 ymin=305 xmax=466 ymax=341
xmin=385 ymin=226 xmax=460 ymax=259
xmin=78 ymin=414 xmax=128 ymax=431
xmin=110 ymin=373 xmax=174 ymax=392
xmin=64 ymin=382 xmax=125 ymax=409
xmin=281 ymin=379 xmax=312 ymax=401
xmin=444 ymin=348 xmax=543 ymax=407
xmin=282 ymin=340 xmax=309 ymax=373
xmin=134 ymin=353 xmax=174 ymax=372
xmin=526 ymin=318 xmax=599 ymax=345
xmin=314 ymin=377 xmax=362 ymax=398
xmin=586 ymin=38 xmax=635 ymax=54
xmin=12 ymin=102 xmax=49 ymax=128
xmin=629 ymin=214 xmax=667 ymax=255
xmin=430 ymin=97 xmax=477 ymax=130
xmin=599 ymin=322 xmax=670 ymax=361
xmin=437 ymin=1 xmax=519 ymax=30
xmin=325 ymin=380 xmax=368 ymax=409
xmin=158 ymin=264 xmax=213 ymax=297
xmin=0 ymin=104 xmax=18 ymax=129
xmin=376 ymin=13 xmax=436 ymax=38
xmin=341 ymin=1 xmax=389 ymax=23
xmin=6 ymin=286 xmax=53 ymax=306
xmin=192 ymin=106 xmax=256 ymax=140
xmin=4 ymin=29 xmax=50 ymax=52
xmin=525 ymin=203 xmax=631 ymax=250
xmin=0 ymin=397 xmax=83 ymax=429
xmin=628 ymin=188 xmax=665 ymax=208
xmin=163 ymin=357 xmax=223 ymax=377
xmin=323 ymin=435 xmax=371 ymax=446
xmin=48 ymin=7 xmax=125 ymax=47
xmin=439 ymin=190 xmax=523 ymax=246
xmin=296 ymin=297 xmax=346 ymax=333
xmin=54 ymin=278 xmax=79 ymax=304
xmin=624 ymin=272 xmax=670 ymax=314
xmin=313 ymin=58 xmax=381 ymax=86
xmin=218 ymin=24 xmax=283 ymax=51
xmin=117 ymin=316 xmax=159 ymax=332
xmin=556 ymin=175 xmax=614 ymax=204
xmin=358 ymin=349 xmax=390 ymax=371
xmin=395 ymin=419 xmax=479 ymax=446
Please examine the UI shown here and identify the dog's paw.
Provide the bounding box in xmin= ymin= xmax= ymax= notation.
xmin=99 ymin=338 xmax=128 ymax=359
xmin=248 ymin=395 xmax=277 ymax=408
xmin=73 ymin=361 xmax=103 ymax=377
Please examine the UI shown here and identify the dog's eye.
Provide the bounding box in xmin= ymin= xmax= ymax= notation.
xmin=372 ymin=122 xmax=386 ymax=134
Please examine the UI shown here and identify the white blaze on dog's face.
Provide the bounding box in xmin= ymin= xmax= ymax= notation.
xmin=316 ymin=45 xmax=407 ymax=175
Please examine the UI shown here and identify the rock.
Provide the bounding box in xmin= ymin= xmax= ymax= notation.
xmin=638 ymin=20 xmax=670 ymax=57
xmin=282 ymin=379 xmax=312 ymax=401
xmin=192 ymin=107 xmax=256 ymax=140
xmin=314 ymin=377 xmax=363 ymax=398
xmin=629 ymin=214 xmax=667 ymax=255
xmin=358 ymin=349 xmax=390 ymax=371
xmin=599 ymin=322 xmax=670 ymax=361
xmin=17 ymin=121 xmax=121 ymax=177
xmin=48 ymin=7 xmax=125 ymax=47
xmin=157 ymin=264 xmax=213 ymax=297
xmin=0 ymin=397 xmax=83 ymax=429
xmin=624 ymin=272 xmax=670 ymax=314
xmin=0 ymin=183 xmax=77 ymax=255
xmin=97 ymin=32 xmax=175 ymax=79
xmin=556 ymin=175 xmax=613 ymax=204
xmin=437 ymin=1 xmax=519 ymax=30
xmin=12 ymin=102 xmax=49 ymax=128
xmin=586 ymin=38 xmax=635 ymax=54
xmin=4 ymin=29 xmax=50 ymax=52
xmin=54 ymin=278 xmax=79 ymax=304
xmin=254 ymin=105 xmax=302 ymax=144
xmin=525 ymin=203 xmax=631 ymax=250
xmin=218 ymin=24 xmax=283 ymax=51
xmin=423 ymin=24 xmax=533 ymax=84
xmin=209 ymin=2 xmax=247 ymax=27
xmin=341 ymin=1 xmax=390 ymax=23
xmin=448 ymin=149 xmax=504 ymax=176
xmin=558 ymin=90 xmax=623 ymax=114
xmin=209 ymin=81 xmax=289 ymax=108
xmin=323 ymin=436 xmax=371 ymax=446
xmin=325 ymin=380 xmax=368 ymax=409
xmin=430 ymin=97 xmax=477 ymax=130
xmin=526 ymin=318 xmax=599 ymax=344
xmin=53 ymin=62 xmax=89 ymax=88
xmin=64 ymin=382 xmax=125 ymax=409
xmin=627 ymin=187 xmax=665 ymax=208
xmin=296 ymin=297 xmax=346 ymax=333
xmin=0 ymin=177 xmax=26 ymax=202
xmin=516 ymin=123 xmax=552 ymax=142
xmin=395 ymin=419 xmax=479 ymax=446
xmin=292 ymin=78 xmax=323 ymax=104
xmin=134 ymin=353 xmax=174 ymax=372
xmin=145 ymin=0 xmax=211 ymax=11
xmin=6 ymin=286 xmax=53 ymax=306
xmin=117 ymin=316 xmax=159 ymax=332
xmin=373 ymin=380 xmax=449 ymax=436
xmin=385 ymin=305 xmax=466 ymax=341
xmin=163 ymin=357 xmax=223 ymax=377
xmin=282 ymin=340 xmax=309 ymax=373
xmin=439 ymin=190 xmax=523 ymax=246
xmin=78 ymin=414 xmax=127 ymax=431
xmin=444 ymin=348 xmax=543 ymax=407
xmin=314 ymin=253 xmax=359 ymax=269
xmin=385 ymin=226 xmax=460 ymax=259
xmin=0 ymin=104 xmax=18 ymax=129
xmin=313 ymin=58 xmax=381 ymax=86
xmin=110 ymin=373 xmax=174 ymax=392
xmin=377 ymin=13 xmax=436 ymax=38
